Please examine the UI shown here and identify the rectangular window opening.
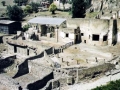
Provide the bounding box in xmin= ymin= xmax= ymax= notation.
xmin=103 ymin=36 xmax=107 ymax=41
xmin=92 ymin=34 xmax=99 ymax=41
xmin=66 ymin=33 xmax=69 ymax=37
xmin=81 ymin=33 xmax=84 ymax=36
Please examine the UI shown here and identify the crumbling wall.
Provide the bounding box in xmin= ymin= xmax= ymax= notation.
xmin=117 ymin=19 xmax=120 ymax=43
xmin=17 ymin=47 xmax=27 ymax=56
xmin=112 ymin=19 xmax=118 ymax=45
xmin=28 ymin=60 xmax=53 ymax=78
xmin=67 ymin=18 xmax=111 ymax=46
xmin=13 ymin=60 xmax=29 ymax=78
xmin=0 ymin=55 xmax=16 ymax=73
xmin=68 ymin=63 xmax=115 ymax=83
xmin=0 ymin=74 xmax=20 ymax=90
xmin=27 ymin=72 xmax=53 ymax=90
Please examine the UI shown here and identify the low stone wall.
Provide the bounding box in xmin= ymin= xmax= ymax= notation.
xmin=28 ymin=61 xmax=53 ymax=78
xmin=0 ymin=55 xmax=16 ymax=73
xmin=27 ymin=72 xmax=54 ymax=90
xmin=68 ymin=63 xmax=115 ymax=83
xmin=0 ymin=74 xmax=20 ymax=90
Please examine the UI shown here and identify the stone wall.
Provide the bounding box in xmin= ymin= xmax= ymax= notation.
xmin=66 ymin=18 xmax=119 ymax=46
xmin=28 ymin=61 xmax=53 ymax=78
xmin=117 ymin=19 xmax=120 ymax=44
xmin=0 ymin=55 xmax=15 ymax=72
xmin=17 ymin=47 xmax=27 ymax=56
xmin=7 ymin=44 xmax=14 ymax=54
xmin=68 ymin=63 xmax=115 ymax=83
xmin=27 ymin=72 xmax=54 ymax=90
xmin=0 ymin=74 xmax=20 ymax=90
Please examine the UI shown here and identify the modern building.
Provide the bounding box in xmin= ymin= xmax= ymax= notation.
xmin=0 ymin=20 xmax=21 ymax=34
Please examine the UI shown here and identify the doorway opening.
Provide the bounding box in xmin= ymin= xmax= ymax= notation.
xmin=84 ymin=40 xmax=86 ymax=43
xmin=14 ymin=46 xmax=17 ymax=53
xmin=27 ymin=49 xmax=29 ymax=56
xmin=103 ymin=36 xmax=107 ymax=41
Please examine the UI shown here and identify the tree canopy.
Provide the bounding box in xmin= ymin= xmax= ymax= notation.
xmin=71 ymin=0 xmax=86 ymax=18
xmin=49 ymin=3 xmax=57 ymax=14
xmin=6 ymin=5 xmax=24 ymax=21
xmin=22 ymin=24 xmax=30 ymax=32
xmin=1 ymin=1 xmax=6 ymax=6
xmin=24 ymin=5 xmax=33 ymax=14
xmin=14 ymin=0 xmax=28 ymax=5
xmin=29 ymin=2 xmax=39 ymax=13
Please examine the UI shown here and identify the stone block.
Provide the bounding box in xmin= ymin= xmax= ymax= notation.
xmin=47 ymin=33 xmax=52 ymax=38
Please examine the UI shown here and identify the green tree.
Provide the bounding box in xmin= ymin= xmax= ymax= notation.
xmin=1 ymin=1 xmax=6 ymax=6
xmin=29 ymin=2 xmax=39 ymax=13
xmin=14 ymin=0 xmax=22 ymax=6
xmin=24 ymin=5 xmax=33 ymax=14
xmin=23 ymin=0 xmax=28 ymax=5
xmin=6 ymin=5 xmax=24 ymax=21
xmin=22 ymin=24 xmax=29 ymax=32
xmin=14 ymin=0 xmax=28 ymax=6
xmin=49 ymin=3 xmax=57 ymax=14
xmin=71 ymin=0 xmax=86 ymax=18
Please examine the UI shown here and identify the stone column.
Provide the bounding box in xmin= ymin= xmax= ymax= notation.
xmin=95 ymin=57 xmax=98 ymax=62
xmin=52 ymin=47 xmax=54 ymax=54
xmin=61 ymin=58 xmax=64 ymax=62
xmin=44 ymin=50 xmax=47 ymax=58
xmin=76 ymin=69 xmax=78 ymax=83
xmin=67 ymin=61 xmax=69 ymax=66
xmin=55 ymin=26 xmax=59 ymax=42
xmin=86 ymin=59 xmax=88 ymax=63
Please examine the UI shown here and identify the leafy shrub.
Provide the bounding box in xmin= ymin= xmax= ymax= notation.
xmin=92 ymin=79 xmax=120 ymax=90
xmin=22 ymin=24 xmax=29 ymax=32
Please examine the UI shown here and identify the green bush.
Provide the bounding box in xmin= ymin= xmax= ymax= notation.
xmin=92 ymin=79 xmax=120 ymax=90
xmin=6 ymin=5 xmax=24 ymax=21
xmin=22 ymin=24 xmax=29 ymax=32
xmin=29 ymin=2 xmax=39 ymax=13
xmin=49 ymin=3 xmax=57 ymax=14
xmin=24 ymin=5 xmax=33 ymax=14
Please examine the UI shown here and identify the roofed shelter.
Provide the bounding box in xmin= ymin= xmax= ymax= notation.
xmin=0 ymin=20 xmax=21 ymax=34
xmin=28 ymin=17 xmax=66 ymax=26
xmin=28 ymin=17 xmax=66 ymax=42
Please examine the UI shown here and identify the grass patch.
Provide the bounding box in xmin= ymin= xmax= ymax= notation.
xmin=30 ymin=10 xmax=71 ymax=17
xmin=86 ymin=12 xmax=99 ymax=18
xmin=92 ymin=79 xmax=120 ymax=90
xmin=23 ymin=10 xmax=71 ymax=23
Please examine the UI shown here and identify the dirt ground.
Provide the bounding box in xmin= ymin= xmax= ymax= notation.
xmin=59 ymin=43 xmax=120 ymax=68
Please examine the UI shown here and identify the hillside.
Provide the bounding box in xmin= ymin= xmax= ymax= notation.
xmin=0 ymin=0 xmax=42 ymax=6
xmin=0 ymin=0 xmax=14 ymax=6
xmin=0 ymin=0 xmax=42 ymax=15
